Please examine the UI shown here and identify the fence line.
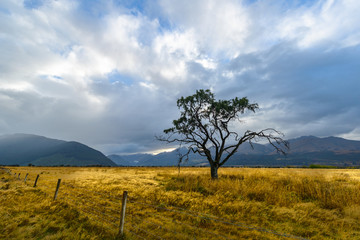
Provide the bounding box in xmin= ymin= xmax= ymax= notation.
xmin=130 ymin=198 xmax=308 ymax=240
xmin=59 ymin=193 xmax=119 ymax=229
xmin=129 ymin=222 xmax=167 ymax=240
xmin=59 ymin=192 xmax=120 ymax=221
xmin=60 ymin=189 xmax=122 ymax=218
xmin=129 ymin=199 xmax=301 ymax=239
xmin=63 ymin=181 xmax=121 ymax=202
xmin=127 ymin=229 xmax=147 ymax=240
xmin=138 ymin=209 xmax=233 ymax=240
xmin=130 ymin=214 xmax=185 ymax=238
xmin=2 ymin=169 xmax=309 ymax=240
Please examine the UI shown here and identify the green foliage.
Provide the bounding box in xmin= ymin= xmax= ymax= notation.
xmin=309 ymin=164 xmax=337 ymax=169
xmin=160 ymin=89 xmax=288 ymax=179
xmin=164 ymin=89 xmax=258 ymax=134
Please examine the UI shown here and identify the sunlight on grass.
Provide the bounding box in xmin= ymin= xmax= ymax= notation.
xmin=2 ymin=167 xmax=360 ymax=239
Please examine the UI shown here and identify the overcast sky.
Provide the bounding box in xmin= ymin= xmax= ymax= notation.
xmin=0 ymin=0 xmax=359 ymax=155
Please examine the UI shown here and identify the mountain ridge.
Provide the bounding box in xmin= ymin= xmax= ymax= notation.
xmin=1 ymin=134 xmax=359 ymax=167
xmin=109 ymin=136 xmax=360 ymax=167
xmin=0 ymin=133 xmax=116 ymax=166
xmin=286 ymin=135 xmax=360 ymax=153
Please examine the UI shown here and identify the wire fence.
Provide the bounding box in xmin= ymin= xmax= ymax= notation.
xmin=1 ymin=168 xmax=309 ymax=240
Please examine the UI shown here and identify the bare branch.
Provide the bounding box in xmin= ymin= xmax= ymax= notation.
xmin=157 ymin=89 xmax=287 ymax=179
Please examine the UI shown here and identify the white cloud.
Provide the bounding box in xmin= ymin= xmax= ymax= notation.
xmin=339 ymin=128 xmax=360 ymax=141
xmin=0 ymin=0 xmax=359 ymax=154
xmin=278 ymin=0 xmax=360 ymax=49
xmin=159 ymin=0 xmax=251 ymax=57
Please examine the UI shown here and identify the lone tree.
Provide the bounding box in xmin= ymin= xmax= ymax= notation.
xmin=158 ymin=89 xmax=289 ymax=179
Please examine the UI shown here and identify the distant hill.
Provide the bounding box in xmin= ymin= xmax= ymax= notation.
xmin=287 ymin=136 xmax=360 ymax=153
xmin=108 ymin=136 xmax=360 ymax=167
xmin=0 ymin=134 xmax=116 ymax=166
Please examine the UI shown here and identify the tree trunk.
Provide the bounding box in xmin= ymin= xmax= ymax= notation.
xmin=210 ymin=165 xmax=219 ymax=179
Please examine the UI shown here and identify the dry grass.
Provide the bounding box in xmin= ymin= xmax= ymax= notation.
xmin=1 ymin=167 xmax=360 ymax=239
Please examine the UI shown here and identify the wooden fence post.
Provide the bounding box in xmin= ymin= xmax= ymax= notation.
xmin=33 ymin=175 xmax=40 ymax=187
xmin=18 ymin=173 xmax=20 ymax=180
xmin=118 ymin=191 xmax=128 ymax=236
xmin=53 ymin=179 xmax=61 ymax=201
xmin=24 ymin=173 xmax=29 ymax=183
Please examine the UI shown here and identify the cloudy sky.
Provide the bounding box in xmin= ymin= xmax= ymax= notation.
xmin=0 ymin=0 xmax=359 ymax=155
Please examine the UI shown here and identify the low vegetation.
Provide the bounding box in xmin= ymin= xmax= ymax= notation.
xmin=1 ymin=167 xmax=360 ymax=239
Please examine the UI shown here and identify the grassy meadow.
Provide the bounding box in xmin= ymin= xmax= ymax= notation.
xmin=2 ymin=167 xmax=360 ymax=239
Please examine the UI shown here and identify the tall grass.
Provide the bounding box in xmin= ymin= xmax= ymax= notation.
xmin=0 ymin=172 xmax=115 ymax=239
xmin=164 ymin=170 xmax=360 ymax=209
xmin=2 ymin=167 xmax=360 ymax=239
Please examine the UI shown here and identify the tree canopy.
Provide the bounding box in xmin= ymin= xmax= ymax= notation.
xmin=159 ymin=89 xmax=289 ymax=179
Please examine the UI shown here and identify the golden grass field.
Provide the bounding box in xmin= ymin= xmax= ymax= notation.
xmin=2 ymin=166 xmax=360 ymax=239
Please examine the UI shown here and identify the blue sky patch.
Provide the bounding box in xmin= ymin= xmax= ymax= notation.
xmin=23 ymin=0 xmax=43 ymax=10
xmin=0 ymin=7 xmax=11 ymax=15
xmin=113 ymin=0 xmax=146 ymax=14
xmin=107 ymin=70 xmax=134 ymax=86
xmin=40 ymin=75 xmax=63 ymax=81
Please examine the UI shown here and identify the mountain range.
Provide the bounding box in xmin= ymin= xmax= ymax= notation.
xmin=0 ymin=134 xmax=116 ymax=166
xmin=108 ymin=136 xmax=360 ymax=167
xmin=1 ymin=134 xmax=360 ymax=167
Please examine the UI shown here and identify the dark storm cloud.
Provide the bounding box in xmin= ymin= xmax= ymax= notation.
xmin=218 ymin=43 xmax=360 ymax=138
